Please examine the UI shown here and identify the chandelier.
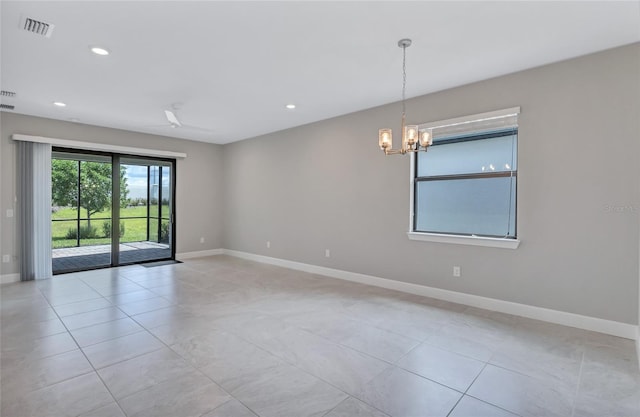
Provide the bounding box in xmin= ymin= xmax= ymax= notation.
xmin=379 ymin=39 xmax=432 ymax=155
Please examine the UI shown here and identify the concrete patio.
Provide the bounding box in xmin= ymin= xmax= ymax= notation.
xmin=52 ymin=242 xmax=171 ymax=273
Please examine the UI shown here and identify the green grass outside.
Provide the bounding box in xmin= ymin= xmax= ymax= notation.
xmin=52 ymin=205 xmax=169 ymax=249
xmin=52 ymin=205 xmax=156 ymax=220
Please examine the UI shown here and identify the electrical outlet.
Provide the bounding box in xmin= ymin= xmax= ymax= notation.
xmin=325 ymin=249 xmax=330 ymax=258
xmin=266 ymin=241 xmax=271 ymax=249
xmin=2 ymin=255 xmax=10 ymax=263
xmin=6 ymin=209 xmax=13 ymax=218
xmin=453 ymin=266 xmax=461 ymax=277
xmin=199 ymin=237 xmax=205 ymax=243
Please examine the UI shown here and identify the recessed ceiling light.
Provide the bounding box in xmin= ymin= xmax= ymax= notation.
xmin=285 ymin=104 xmax=296 ymax=109
xmin=90 ymin=46 xmax=110 ymax=56
xmin=53 ymin=101 xmax=66 ymax=107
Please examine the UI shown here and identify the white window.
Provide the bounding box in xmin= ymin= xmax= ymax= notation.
xmin=409 ymin=107 xmax=520 ymax=248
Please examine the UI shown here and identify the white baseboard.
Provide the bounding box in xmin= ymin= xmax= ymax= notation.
xmin=222 ymin=249 xmax=638 ymax=340
xmin=176 ymin=248 xmax=224 ymax=260
xmin=1 ymin=273 xmax=21 ymax=285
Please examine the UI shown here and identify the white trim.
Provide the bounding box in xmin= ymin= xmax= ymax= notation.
xmin=1 ymin=273 xmax=21 ymax=284
xmin=222 ymin=249 xmax=636 ymax=340
xmin=409 ymin=152 xmax=416 ymax=231
xmin=419 ymin=106 xmax=520 ymax=130
xmin=408 ymin=232 xmax=520 ymax=249
xmin=176 ymin=249 xmax=224 ymax=260
xmin=11 ymin=134 xmax=187 ymax=159
xmin=410 ymin=107 xmax=520 ymax=248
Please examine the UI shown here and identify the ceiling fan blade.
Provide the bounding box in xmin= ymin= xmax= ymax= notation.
xmin=164 ymin=110 xmax=182 ymax=127
xmin=181 ymin=123 xmax=214 ymax=133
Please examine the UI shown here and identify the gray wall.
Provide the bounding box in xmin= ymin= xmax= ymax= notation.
xmin=1 ymin=44 xmax=638 ymax=325
xmin=222 ymin=43 xmax=640 ymax=324
xmin=0 ymin=113 xmax=225 ymax=275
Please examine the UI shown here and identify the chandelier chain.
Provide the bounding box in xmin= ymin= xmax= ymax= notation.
xmin=402 ymin=44 xmax=407 ymax=116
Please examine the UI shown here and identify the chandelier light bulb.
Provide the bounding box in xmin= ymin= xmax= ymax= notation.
xmin=405 ymin=125 xmax=418 ymax=146
xmin=419 ymin=130 xmax=432 ymax=147
xmin=379 ymin=129 xmax=392 ymax=150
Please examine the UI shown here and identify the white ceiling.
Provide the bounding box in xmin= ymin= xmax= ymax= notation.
xmin=1 ymin=1 xmax=639 ymax=145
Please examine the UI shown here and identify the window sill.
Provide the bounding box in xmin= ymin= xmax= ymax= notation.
xmin=407 ymin=232 xmax=520 ymax=249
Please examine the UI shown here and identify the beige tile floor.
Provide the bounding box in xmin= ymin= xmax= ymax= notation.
xmin=1 ymin=255 xmax=639 ymax=417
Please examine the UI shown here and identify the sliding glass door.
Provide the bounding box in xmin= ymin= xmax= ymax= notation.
xmin=51 ymin=149 xmax=175 ymax=274
xmin=119 ymin=158 xmax=173 ymax=265
xmin=51 ymin=152 xmax=113 ymax=272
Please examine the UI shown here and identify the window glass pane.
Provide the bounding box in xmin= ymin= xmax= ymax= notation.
xmin=120 ymin=164 xmax=148 ymax=245
xmin=415 ymin=177 xmax=516 ymax=237
xmin=120 ymin=218 xmax=146 ymax=243
xmin=417 ymin=133 xmax=517 ymax=177
xmin=78 ymin=219 xmax=111 ymax=247
xmin=161 ymin=167 xmax=171 ymax=220
xmin=121 ymin=164 xmax=149 ymax=208
xmin=149 ymin=218 xmax=159 ymax=242
xmin=79 ymin=160 xmax=112 ymax=221
xmin=160 ymin=220 xmax=171 ymax=244
xmin=52 ymin=220 xmax=77 ymax=248
xmin=51 ymin=159 xmax=78 ymax=217
xmin=149 ymin=166 xmax=159 ymax=217
xmin=120 ymin=204 xmax=147 ymax=221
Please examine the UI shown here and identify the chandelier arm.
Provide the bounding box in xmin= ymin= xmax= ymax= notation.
xmin=384 ymin=148 xmax=405 ymax=155
xmin=383 ymin=144 xmax=428 ymax=155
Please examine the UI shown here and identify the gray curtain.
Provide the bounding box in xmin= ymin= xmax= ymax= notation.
xmin=18 ymin=141 xmax=52 ymax=281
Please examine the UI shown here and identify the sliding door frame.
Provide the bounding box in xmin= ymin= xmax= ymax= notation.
xmin=111 ymin=154 xmax=121 ymax=266
xmin=52 ymin=147 xmax=177 ymax=273
xmin=117 ymin=154 xmax=177 ymax=267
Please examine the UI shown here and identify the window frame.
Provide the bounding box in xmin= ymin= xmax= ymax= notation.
xmin=407 ymin=107 xmax=521 ymax=249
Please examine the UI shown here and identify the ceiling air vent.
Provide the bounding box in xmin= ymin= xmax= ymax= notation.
xmin=21 ymin=16 xmax=55 ymax=38
xmin=0 ymin=104 xmax=16 ymax=110
xmin=1 ymin=90 xmax=16 ymax=98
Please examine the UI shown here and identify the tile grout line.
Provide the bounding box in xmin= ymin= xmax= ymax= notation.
xmin=9 ymin=257 xmax=632 ymax=417
xmin=125 ymin=305 xmax=262 ymax=417
xmin=168 ymin=301 xmax=367 ymax=415
xmin=319 ymin=396 xmax=351 ymax=417
xmin=461 ymin=361 xmax=536 ymax=417
xmin=444 ymin=361 xmax=488 ymax=417
xmin=210 ymin=301 xmax=398 ymax=417
xmin=38 ymin=270 xmax=187 ymax=415
xmin=37 ymin=282 xmax=130 ymax=417
xmin=158 ymin=265 xmax=477 ymax=417
xmin=570 ymin=349 xmax=586 ymax=417
xmin=176 ymin=320 xmax=343 ymax=417
xmin=462 ymin=357 xmax=528 ymax=417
